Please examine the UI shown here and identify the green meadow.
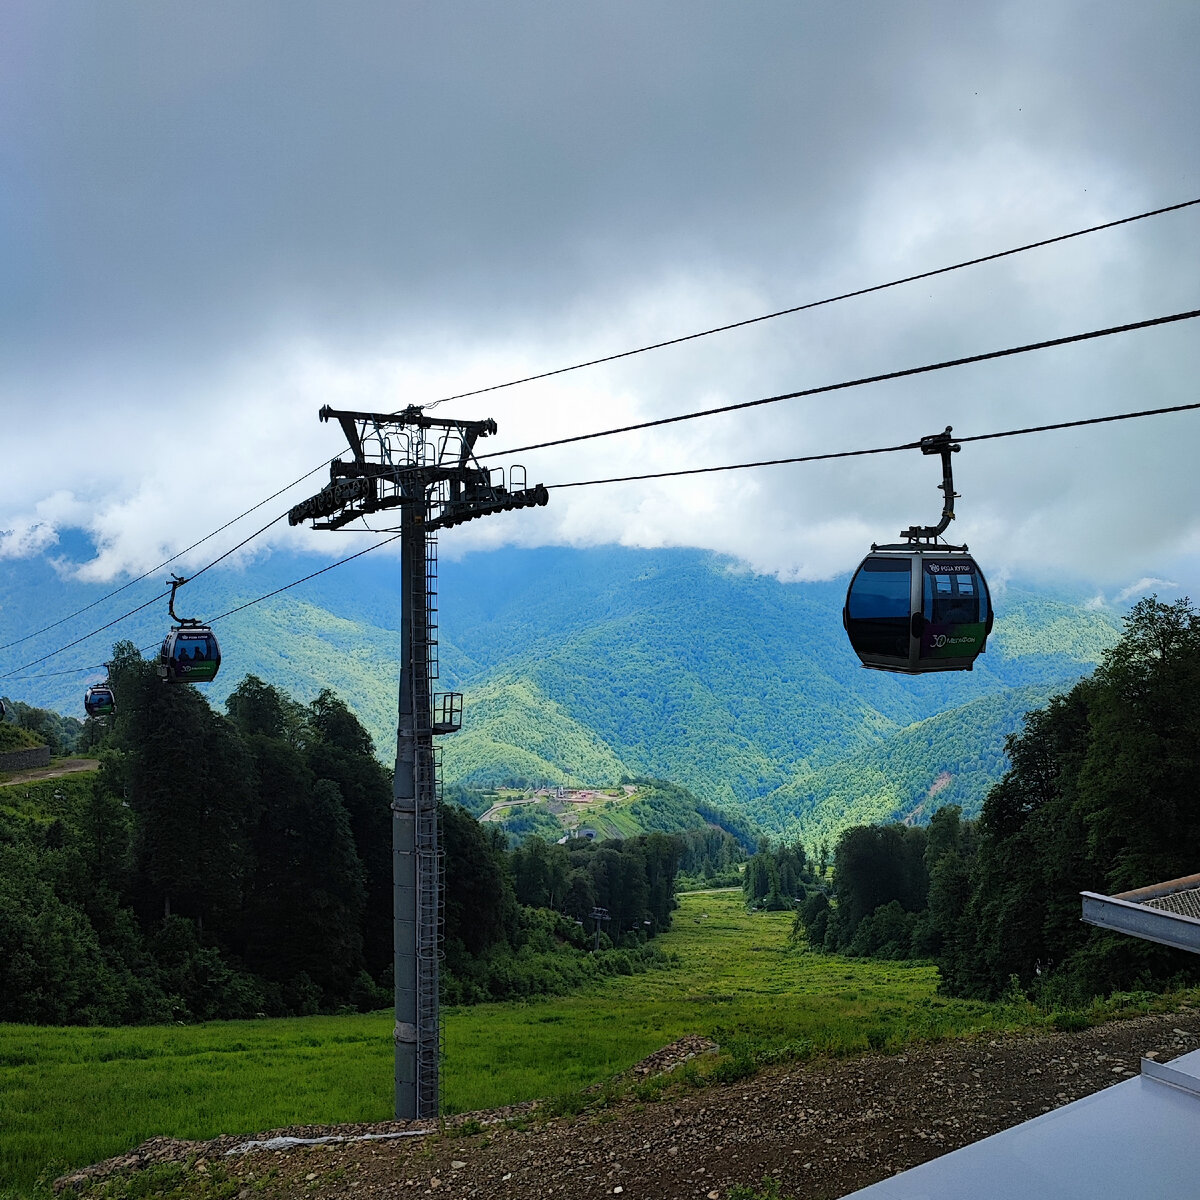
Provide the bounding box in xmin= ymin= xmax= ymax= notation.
xmin=0 ymin=889 xmax=1111 ymax=1196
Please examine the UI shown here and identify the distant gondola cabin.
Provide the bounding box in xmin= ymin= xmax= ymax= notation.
xmin=844 ymin=548 xmax=992 ymax=674
xmin=159 ymin=627 xmax=221 ymax=683
xmin=84 ymin=684 xmax=116 ymax=718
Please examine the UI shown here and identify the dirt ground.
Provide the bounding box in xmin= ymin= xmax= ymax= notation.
xmin=0 ymin=758 xmax=99 ymax=786
xmin=57 ymin=1009 xmax=1200 ymax=1199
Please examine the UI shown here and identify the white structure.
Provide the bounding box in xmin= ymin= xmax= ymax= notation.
xmin=839 ymin=874 xmax=1200 ymax=1198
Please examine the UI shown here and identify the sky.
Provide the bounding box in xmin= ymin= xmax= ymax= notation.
xmin=3 ymin=0 xmax=1199 ymax=610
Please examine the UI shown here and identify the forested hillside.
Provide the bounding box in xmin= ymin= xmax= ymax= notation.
xmin=2 ymin=543 xmax=1123 ymax=841
xmin=751 ymin=680 xmax=1067 ymax=843
xmin=794 ymin=598 xmax=1200 ymax=1004
xmin=0 ymin=659 xmax=685 ymax=1025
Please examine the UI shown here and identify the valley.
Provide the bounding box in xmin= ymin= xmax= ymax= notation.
xmin=0 ymin=544 xmax=1126 ymax=845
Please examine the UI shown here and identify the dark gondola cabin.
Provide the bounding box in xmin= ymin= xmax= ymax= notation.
xmin=84 ymin=684 xmax=116 ymax=718
xmin=843 ymin=426 xmax=993 ymax=674
xmin=844 ymin=547 xmax=992 ymax=673
xmin=159 ymin=627 xmax=221 ymax=683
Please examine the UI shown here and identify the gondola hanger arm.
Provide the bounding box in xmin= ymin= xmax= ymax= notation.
xmin=167 ymin=575 xmax=199 ymax=626
xmin=901 ymin=427 xmax=961 ymax=542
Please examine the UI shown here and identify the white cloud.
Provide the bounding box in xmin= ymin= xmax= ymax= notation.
xmin=0 ymin=492 xmax=92 ymax=561
xmin=1 ymin=1 xmax=1198 ymax=601
xmin=0 ymin=518 xmax=59 ymax=561
xmin=1115 ymin=577 xmax=1179 ymax=605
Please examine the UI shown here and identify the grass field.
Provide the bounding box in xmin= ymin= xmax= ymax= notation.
xmin=0 ymin=889 xmax=1113 ymax=1196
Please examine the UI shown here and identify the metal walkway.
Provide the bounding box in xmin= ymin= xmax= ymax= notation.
xmin=1081 ymin=872 xmax=1200 ymax=953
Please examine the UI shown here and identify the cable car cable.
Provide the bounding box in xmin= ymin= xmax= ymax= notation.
xmin=203 ymin=534 xmax=404 ymax=626
xmin=6 ymin=397 xmax=1199 ymax=682
xmin=0 ymin=590 xmax=171 ymax=679
xmin=0 ymin=466 xmax=326 ymax=653
xmin=174 ymin=511 xmax=288 ymax=586
xmin=3 ymin=535 xmax=405 ymax=682
xmin=545 ymin=399 xmax=1200 ymax=490
xmin=481 ymin=306 xmax=1200 ymax=461
xmin=416 ymin=196 xmax=1200 ymax=411
xmin=0 ymin=511 xmax=290 ymax=678
xmin=12 ymin=198 xmax=1191 ymax=654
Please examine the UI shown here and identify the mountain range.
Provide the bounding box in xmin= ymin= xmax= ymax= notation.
xmin=0 ymin=539 xmax=1124 ymax=843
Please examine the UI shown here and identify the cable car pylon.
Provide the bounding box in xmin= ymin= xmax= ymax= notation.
xmin=288 ymin=404 xmax=548 ymax=1121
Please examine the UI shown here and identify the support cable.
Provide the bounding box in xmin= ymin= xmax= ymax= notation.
xmin=0 ymin=511 xmax=292 ymax=677
xmin=419 ymin=197 xmax=1200 ymax=411
xmin=0 ymin=590 xmax=171 ymax=679
xmin=3 ymin=535 xmax=405 ymax=681
xmin=546 ymin=400 xmax=1200 ymax=490
xmin=7 ymin=398 xmax=1197 ymax=683
xmin=483 ymin=307 xmax=1200 ymax=461
xmin=0 ymin=467 xmax=325 ymax=652
xmin=9 ymin=198 xmax=1193 ymax=652
xmin=180 ymin=512 xmax=288 ymax=585
xmin=203 ymin=534 xmax=403 ymax=625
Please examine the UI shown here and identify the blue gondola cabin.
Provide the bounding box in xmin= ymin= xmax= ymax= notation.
xmin=844 ymin=548 xmax=992 ymax=673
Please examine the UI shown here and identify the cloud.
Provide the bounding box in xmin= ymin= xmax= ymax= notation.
xmin=1114 ymin=578 xmax=1180 ymax=605
xmin=0 ymin=492 xmax=91 ymax=561
xmin=0 ymin=518 xmax=59 ymax=561
xmin=1 ymin=1 xmax=1199 ymax=601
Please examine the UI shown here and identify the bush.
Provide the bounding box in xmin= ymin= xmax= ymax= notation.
xmin=0 ymin=723 xmax=44 ymax=753
xmin=349 ymin=969 xmax=391 ymax=1012
xmin=709 ymin=1051 xmax=757 ymax=1084
xmin=150 ymin=917 xmax=268 ymax=1021
xmin=1050 ymin=1010 xmax=1090 ymax=1032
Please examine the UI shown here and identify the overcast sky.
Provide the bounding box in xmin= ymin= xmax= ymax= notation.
xmin=3 ymin=0 xmax=1199 ymax=610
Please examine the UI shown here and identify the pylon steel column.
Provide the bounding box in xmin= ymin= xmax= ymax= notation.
xmin=393 ymin=502 xmax=442 ymax=1119
xmin=392 ymin=502 xmax=420 ymax=1117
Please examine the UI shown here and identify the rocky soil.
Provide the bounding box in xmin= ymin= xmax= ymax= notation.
xmin=57 ymin=1012 xmax=1200 ymax=1199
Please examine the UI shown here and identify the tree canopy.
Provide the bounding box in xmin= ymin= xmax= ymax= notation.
xmin=0 ymin=659 xmax=684 ymax=1024
xmin=795 ymin=597 xmax=1200 ymax=1005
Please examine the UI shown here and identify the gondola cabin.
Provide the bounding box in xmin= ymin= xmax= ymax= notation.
xmin=84 ymin=684 xmax=116 ymax=718
xmin=159 ymin=626 xmax=221 ymax=683
xmin=844 ymin=547 xmax=992 ymax=674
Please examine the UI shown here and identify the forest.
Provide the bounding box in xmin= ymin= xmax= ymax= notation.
xmin=0 ymin=644 xmax=702 ymax=1025
xmin=794 ymin=597 xmax=1200 ymax=1005
xmin=5 ymin=593 xmax=1194 ymax=1026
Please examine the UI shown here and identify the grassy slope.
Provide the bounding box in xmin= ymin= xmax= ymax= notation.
xmin=0 ymin=725 xmax=44 ymax=754
xmin=441 ymin=675 xmax=630 ymax=787
xmin=3 ymin=891 xmax=1061 ymax=1194
xmin=477 ymin=781 xmax=720 ymax=843
xmin=0 ymin=773 xmax=96 ymax=825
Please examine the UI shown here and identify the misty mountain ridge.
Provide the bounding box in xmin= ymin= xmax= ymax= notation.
xmin=1 ymin=541 xmax=1126 ymax=842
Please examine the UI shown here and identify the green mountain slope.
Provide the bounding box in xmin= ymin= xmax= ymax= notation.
xmin=753 ymin=679 xmax=1069 ymax=845
xmin=2 ymin=542 xmax=1124 ymax=842
xmin=441 ymin=675 xmax=630 ymax=786
xmin=474 ymin=778 xmax=732 ymax=844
